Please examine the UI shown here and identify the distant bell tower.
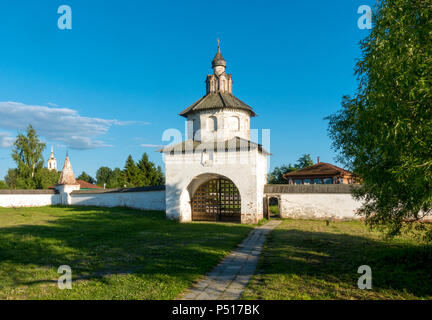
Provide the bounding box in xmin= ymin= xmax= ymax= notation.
xmin=47 ymin=145 xmax=57 ymax=171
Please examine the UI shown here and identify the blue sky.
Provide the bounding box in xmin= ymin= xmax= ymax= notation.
xmin=0 ymin=0 xmax=374 ymax=179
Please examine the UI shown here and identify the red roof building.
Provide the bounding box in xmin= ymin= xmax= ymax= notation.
xmin=49 ymin=180 xmax=102 ymax=190
xmin=75 ymin=180 xmax=103 ymax=190
xmin=283 ymin=159 xmax=357 ymax=185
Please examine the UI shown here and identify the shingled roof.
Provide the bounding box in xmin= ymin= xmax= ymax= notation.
xmin=283 ymin=162 xmax=353 ymax=179
xmin=158 ymin=136 xmax=270 ymax=155
xmin=76 ymin=180 xmax=103 ymax=189
xmin=179 ymin=92 xmax=257 ymax=117
xmin=212 ymin=44 xmax=226 ymax=68
xmin=57 ymin=155 xmax=78 ymax=185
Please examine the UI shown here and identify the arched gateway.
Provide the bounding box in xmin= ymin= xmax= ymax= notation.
xmin=191 ymin=177 xmax=241 ymax=222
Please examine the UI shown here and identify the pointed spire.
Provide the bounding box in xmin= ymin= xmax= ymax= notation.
xmin=212 ymin=39 xmax=226 ymax=69
xmin=49 ymin=145 xmax=55 ymax=159
xmin=57 ymin=153 xmax=77 ymax=185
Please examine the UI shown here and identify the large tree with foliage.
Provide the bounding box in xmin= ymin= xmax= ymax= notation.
xmin=137 ymin=152 xmax=165 ymax=186
xmin=96 ymin=166 xmax=112 ymax=187
xmin=0 ymin=180 xmax=8 ymax=189
xmin=11 ymin=125 xmax=46 ymax=189
xmin=77 ymin=171 xmax=95 ymax=184
xmin=294 ymin=154 xmax=314 ymax=169
xmin=268 ymin=164 xmax=296 ymax=184
xmin=107 ymin=168 xmax=126 ymax=188
xmin=123 ymin=155 xmax=141 ymax=187
xmin=268 ymin=154 xmax=315 ymax=184
xmin=154 ymin=165 xmax=164 ymax=186
xmin=4 ymin=168 xmax=18 ymax=189
xmin=35 ymin=168 xmax=61 ymax=189
xmin=326 ymin=0 xmax=432 ymax=238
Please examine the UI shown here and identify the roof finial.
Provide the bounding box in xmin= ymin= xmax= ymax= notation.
xmin=212 ymin=39 xmax=226 ymax=69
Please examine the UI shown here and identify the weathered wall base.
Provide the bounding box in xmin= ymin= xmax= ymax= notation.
xmin=70 ymin=188 xmax=165 ymax=211
xmin=278 ymin=193 xmax=362 ymax=220
xmin=0 ymin=190 xmax=61 ymax=207
xmin=265 ymin=184 xmax=363 ymax=220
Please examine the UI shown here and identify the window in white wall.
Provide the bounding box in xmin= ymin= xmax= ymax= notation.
xmin=187 ymin=119 xmax=194 ymax=140
xmin=221 ymin=78 xmax=226 ymax=91
xmin=228 ymin=116 xmax=240 ymax=131
xmin=207 ymin=116 xmax=217 ymax=131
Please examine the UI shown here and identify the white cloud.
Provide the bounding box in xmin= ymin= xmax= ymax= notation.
xmin=140 ymin=144 xmax=164 ymax=148
xmin=46 ymin=102 xmax=59 ymax=107
xmin=0 ymin=101 xmax=136 ymax=150
xmin=0 ymin=132 xmax=14 ymax=148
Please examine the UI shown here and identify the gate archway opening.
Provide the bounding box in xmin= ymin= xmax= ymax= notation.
xmin=191 ymin=178 xmax=241 ymax=222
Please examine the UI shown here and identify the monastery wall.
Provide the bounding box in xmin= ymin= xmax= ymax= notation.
xmin=1 ymin=184 xmax=367 ymax=222
xmin=0 ymin=190 xmax=61 ymax=207
xmin=0 ymin=187 xmax=165 ymax=211
xmin=70 ymin=186 xmax=166 ymax=211
xmin=264 ymin=184 xmax=363 ymax=220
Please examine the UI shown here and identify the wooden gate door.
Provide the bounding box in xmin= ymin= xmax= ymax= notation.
xmin=191 ymin=178 xmax=241 ymax=222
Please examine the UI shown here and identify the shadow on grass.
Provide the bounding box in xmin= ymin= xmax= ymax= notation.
xmin=0 ymin=206 xmax=253 ymax=292
xmin=254 ymin=226 xmax=432 ymax=298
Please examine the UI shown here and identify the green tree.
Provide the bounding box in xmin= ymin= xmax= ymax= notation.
xmin=11 ymin=125 xmax=46 ymax=189
xmin=107 ymin=168 xmax=126 ymax=188
xmin=77 ymin=171 xmax=95 ymax=184
xmin=124 ymin=155 xmax=140 ymax=187
xmin=326 ymin=0 xmax=432 ymax=238
xmin=4 ymin=168 xmax=18 ymax=189
xmin=35 ymin=168 xmax=61 ymax=189
xmin=155 ymin=165 xmax=164 ymax=186
xmin=96 ymin=166 xmax=112 ymax=187
xmin=137 ymin=152 xmax=165 ymax=186
xmin=0 ymin=180 xmax=8 ymax=189
xmin=295 ymin=154 xmax=314 ymax=169
xmin=268 ymin=164 xmax=296 ymax=184
xmin=136 ymin=153 xmax=151 ymax=186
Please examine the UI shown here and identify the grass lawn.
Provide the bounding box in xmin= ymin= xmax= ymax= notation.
xmin=243 ymin=219 xmax=432 ymax=300
xmin=0 ymin=206 xmax=253 ymax=300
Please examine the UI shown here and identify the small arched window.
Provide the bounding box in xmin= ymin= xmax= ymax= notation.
xmin=207 ymin=116 xmax=217 ymax=132
xmin=220 ymin=78 xmax=226 ymax=92
xmin=228 ymin=116 xmax=240 ymax=131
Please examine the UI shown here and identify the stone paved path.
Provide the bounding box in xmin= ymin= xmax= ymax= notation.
xmin=180 ymin=219 xmax=281 ymax=300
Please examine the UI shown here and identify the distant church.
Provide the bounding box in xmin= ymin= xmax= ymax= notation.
xmin=47 ymin=146 xmax=57 ymax=171
xmin=160 ymin=43 xmax=269 ymax=224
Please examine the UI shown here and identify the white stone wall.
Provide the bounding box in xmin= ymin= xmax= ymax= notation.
xmin=276 ymin=193 xmax=363 ymax=220
xmin=55 ymin=184 xmax=80 ymax=205
xmin=70 ymin=190 xmax=166 ymax=211
xmin=0 ymin=194 xmax=61 ymax=207
xmin=188 ymin=109 xmax=251 ymax=142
